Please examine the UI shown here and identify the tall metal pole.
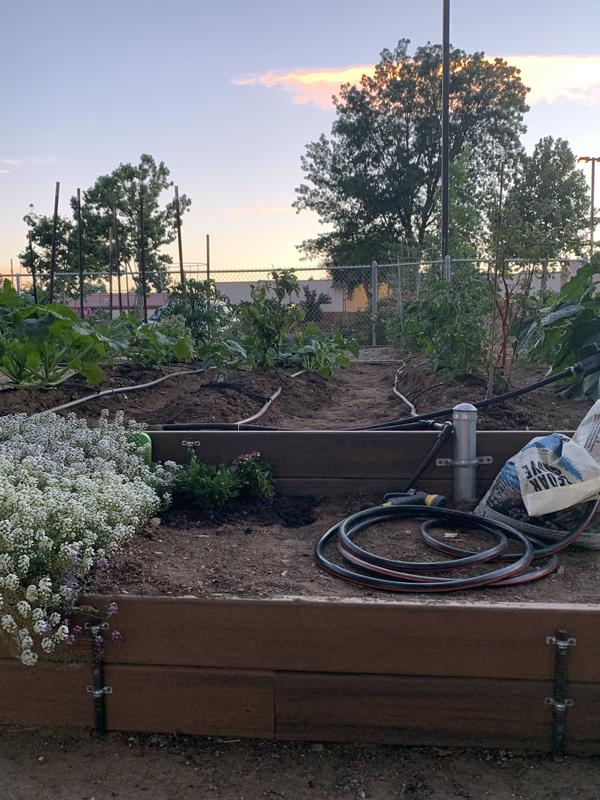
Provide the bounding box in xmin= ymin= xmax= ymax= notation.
xmin=441 ymin=0 xmax=451 ymax=263
xmin=174 ymin=186 xmax=185 ymax=285
xmin=591 ymin=159 xmax=596 ymax=259
xmin=28 ymin=231 xmax=38 ymax=304
xmin=49 ymin=181 xmax=60 ymax=302
xmin=112 ymin=205 xmax=123 ymax=313
xmin=206 ymin=233 xmax=211 ymax=281
xmin=139 ymin=190 xmax=148 ymax=323
xmin=108 ymin=226 xmax=114 ymax=320
xmin=77 ymin=188 xmax=85 ymax=318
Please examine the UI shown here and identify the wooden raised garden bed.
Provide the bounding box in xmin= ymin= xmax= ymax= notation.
xmin=2 ymin=429 xmax=600 ymax=754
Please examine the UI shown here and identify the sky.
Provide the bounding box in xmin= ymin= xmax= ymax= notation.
xmin=1 ymin=0 xmax=600 ymax=274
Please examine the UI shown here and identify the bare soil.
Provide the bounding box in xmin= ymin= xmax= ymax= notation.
xmin=88 ymin=494 xmax=600 ymax=605
xmin=0 ymin=349 xmax=591 ymax=431
xmin=3 ymin=728 xmax=600 ymax=800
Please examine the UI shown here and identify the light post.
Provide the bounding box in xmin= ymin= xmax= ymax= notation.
xmin=441 ymin=0 xmax=450 ymax=264
xmin=577 ymin=156 xmax=600 ymax=259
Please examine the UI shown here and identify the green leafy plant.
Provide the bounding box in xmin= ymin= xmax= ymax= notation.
xmin=281 ymin=324 xmax=358 ymax=379
xmin=164 ymin=279 xmax=233 ymax=346
xmin=520 ymin=255 xmax=600 ymax=398
xmin=173 ymin=452 xmax=276 ymax=509
xmin=0 ymin=281 xmax=107 ymax=386
xmin=394 ymin=264 xmax=492 ymax=376
xmin=99 ymin=312 xmax=193 ymax=367
xmin=237 ymin=270 xmax=305 ymax=368
xmin=231 ymin=452 xmax=275 ymax=500
xmin=196 ymin=339 xmax=247 ymax=383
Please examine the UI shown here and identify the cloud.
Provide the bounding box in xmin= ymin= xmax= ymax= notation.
xmin=233 ymin=55 xmax=600 ymax=110
xmin=0 ymin=155 xmax=57 ymax=169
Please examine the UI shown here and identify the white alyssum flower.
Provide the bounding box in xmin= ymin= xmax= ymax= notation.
xmin=0 ymin=411 xmax=174 ymax=665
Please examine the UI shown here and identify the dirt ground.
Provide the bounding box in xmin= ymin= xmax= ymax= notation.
xmin=2 ymin=728 xmax=600 ymax=800
xmin=89 ymin=494 xmax=600 ymax=605
xmin=0 ymin=349 xmax=592 ymax=431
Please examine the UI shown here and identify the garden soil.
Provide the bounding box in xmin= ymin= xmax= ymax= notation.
xmin=2 ymin=727 xmax=600 ymax=800
xmin=0 ymin=348 xmax=592 ymax=431
xmin=88 ymin=493 xmax=600 ymax=606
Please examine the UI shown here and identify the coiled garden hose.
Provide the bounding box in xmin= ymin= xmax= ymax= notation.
xmin=314 ymin=496 xmax=599 ymax=593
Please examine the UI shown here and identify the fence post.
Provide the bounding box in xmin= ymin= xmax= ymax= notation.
xmin=443 ymin=254 xmax=452 ymax=282
xmin=371 ymin=260 xmax=378 ymax=346
xmin=396 ymin=261 xmax=404 ymax=323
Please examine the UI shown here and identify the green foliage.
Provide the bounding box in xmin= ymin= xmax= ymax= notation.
xmin=521 ymin=256 xmax=600 ymax=398
xmin=281 ymin=324 xmax=358 ymax=380
xmin=154 ymin=314 xmax=195 ymax=361
xmin=294 ymin=39 xmax=528 ymax=266
xmin=300 ymin=285 xmax=331 ymax=322
xmin=500 ymin=137 xmax=589 ymax=263
xmin=231 ymin=452 xmax=275 ymax=501
xmin=0 ymin=281 xmax=107 ymax=386
xmin=164 ymin=279 xmax=232 ymax=345
xmin=397 ymin=264 xmax=492 ymax=376
xmin=196 ymin=339 xmax=247 ymax=383
xmin=237 ymin=270 xmax=305 ymax=368
xmin=173 ymin=452 xmax=276 ymax=509
xmin=98 ymin=313 xmax=193 ymax=367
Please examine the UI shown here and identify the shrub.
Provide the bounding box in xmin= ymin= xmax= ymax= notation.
xmin=164 ymin=279 xmax=233 ymax=346
xmin=173 ymin=452 xmax=276 ymax=509
xmin=394 ymin=263 xmax=492 ymax=376
xmin=232 ymin=452 xmax=275 ymax=500
xmin=0 ymin=412 xmax=174 ymax=665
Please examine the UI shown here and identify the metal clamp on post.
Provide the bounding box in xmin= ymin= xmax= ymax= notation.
xmin=545 ymin=630 xmax=576 ymax=757
xmin=434 ymin=403 xmax=491 ymax=504
xmin=85 ymin=620 xmax=111 ymax=736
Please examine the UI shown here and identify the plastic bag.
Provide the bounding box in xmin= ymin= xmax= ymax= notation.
xmin=475 ymin=401 xmax=600 ymax=549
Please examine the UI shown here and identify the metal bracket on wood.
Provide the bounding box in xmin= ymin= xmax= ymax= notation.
xmin=85 ymin=619 xmax=111 ymax=736
xmin=435 ymin=456 xmax=493 ymax=467
xmin=181 ymin=440 xmax=201 ymax=448
xmin=545 ymin=630 xmax=576 ymax=757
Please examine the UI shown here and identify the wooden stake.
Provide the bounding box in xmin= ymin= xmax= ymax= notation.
xmin=49 ymin=181 xmax=60 ymax=303
xmin=175 ymin=186 xmax=185 ymax=285
xmin=139 ymin=190 xmax=148 ymax=323
xmin=77 ymin=188 xmax=85 ymax=318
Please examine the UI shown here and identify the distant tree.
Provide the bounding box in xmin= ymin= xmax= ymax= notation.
xmin=499 ymin=137 xmax=589 ymax=265
xmin=73 ymin=154 xmax=191 ymax=291
xmin=294 ymin=39 xmax=529 ymax=278
xmin=301 ymin=285 xmax=332 ymax=322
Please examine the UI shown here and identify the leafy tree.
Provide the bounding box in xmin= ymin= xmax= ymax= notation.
xmin=73 ymin=154 xmax=191 ymax=291
xmin=499 ymin=137 xmax=589 ymax=266
xmin=294 ymin=39 xmax=528 ymax=273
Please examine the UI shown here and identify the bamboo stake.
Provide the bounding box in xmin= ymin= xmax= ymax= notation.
xmin=49 ymin=181 xmax=60 ymax=303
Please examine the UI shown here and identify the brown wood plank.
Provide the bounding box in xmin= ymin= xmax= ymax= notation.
xmin=0 ymin=659 xmax=91 ymax=728
xmin=565 ymin=682 xmax=600 ymax=754
xmin=275 ymin=672 xmax=554 ymax=751
xmin=275 ymin=478 xmax=456 ymax=495
xmin=149 ymin=430 xmax=547 ymax=479
xmin=104 ymin=665 xmax=273 ymax=738
xmin=85 ymin=595 xmax=600 ymax=682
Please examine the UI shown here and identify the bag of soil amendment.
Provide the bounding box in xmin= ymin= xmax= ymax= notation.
xmin=475 ymin=400 xmax=600 ymax=549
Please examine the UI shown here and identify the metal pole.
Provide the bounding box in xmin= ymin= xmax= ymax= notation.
xmin=452 ymin=402 xmax=478 ymax=504
xmin=112 ymin=205 xmax=123 ymax=314
xmin=206 ymin=233 xmax=210 ymax=281
xmin=371 ymin=260 xmax=378 ymax=346
xmin=77 ymin=188 xmax=85 ymax=318
xmin=139 ymin=191 xmax=148 ymax=323
xmin=175 ymin=186 xmax=185 ymax=285
xmin=441 ymin=0 xmax=450 ymax=261
xmin=49 ymin=181 xmax=60 ymax=303
xmin=591 ymin=159 xmax=596 ymax=259
xmin=28 ymin=231 xmax=38 ymax=304
xmin=108 ymin=226 xmax=114 ymax=320
xmin=10 ymin=258 xmax=14 ymax=288
xmin=486 ymin=162 xmax=506 ymax=400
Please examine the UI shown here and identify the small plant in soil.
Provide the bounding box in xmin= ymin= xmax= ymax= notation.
xmin=172 ymin=452 xmax=276 ymax=509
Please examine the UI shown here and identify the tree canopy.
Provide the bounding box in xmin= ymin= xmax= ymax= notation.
xmin=293 ymin=40 xmax=529 ymax=266
xmin=20 ymin=155 xmax=190 ymax=297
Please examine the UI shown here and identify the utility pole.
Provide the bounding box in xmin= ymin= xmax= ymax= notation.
xmin=577 ymin=156 xmax=599 ymax=259
xmin=441 ymin=0 xmax=450 ymax=263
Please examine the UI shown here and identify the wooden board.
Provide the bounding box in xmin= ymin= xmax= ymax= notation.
xmin=149 ymin=430 xmax=552 ymax=484
xmin=81 ymin=595 xmax=600 ymax=683
xmin=275 ymin=672 xmax=553 ymax=751
xmin=105 ymin=665 xmax=274 ymax=738
xmin=0 ymin=659 xmax=91 ymax=728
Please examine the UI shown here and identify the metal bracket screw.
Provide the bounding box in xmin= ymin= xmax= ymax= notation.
xmin=546 ymin=635 xmax=576 ymax=650
xmin=545 ymin=697 xmax=574 ymax=710
xmin=84 ymin=621 xmax=109 ymax=635
xmin=87 ymin=685 xmax=113 ymax=698
xmin=182 ymin=440 xmax=201 ymax=447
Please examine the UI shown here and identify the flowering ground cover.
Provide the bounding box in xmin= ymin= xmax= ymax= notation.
xmin=0 ymin=411 xmax=173 ymax=664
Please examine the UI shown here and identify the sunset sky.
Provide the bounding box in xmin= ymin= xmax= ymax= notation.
xmin=1 ymin=0 xmax=599 ymax=273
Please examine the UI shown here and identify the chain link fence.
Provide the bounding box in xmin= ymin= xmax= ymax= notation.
xmin=0 ymin=257 xmax=579 ymax=342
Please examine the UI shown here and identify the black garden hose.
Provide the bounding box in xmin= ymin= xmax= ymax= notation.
xmin=314 ymin=498 xmax=599 ymax=593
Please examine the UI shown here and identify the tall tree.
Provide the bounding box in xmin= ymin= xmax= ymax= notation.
xmin=499 ymin=137 xmax=589 ymax=264
xmin=73 ymin=154 xmax=191 ymax=291
xmin=293 ymin=40 xmax=529 ymax=269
